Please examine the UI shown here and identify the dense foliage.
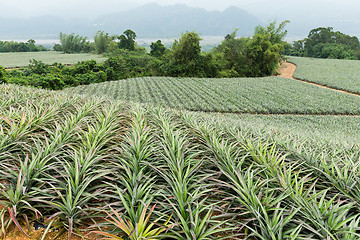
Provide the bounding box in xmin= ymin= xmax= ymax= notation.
xmin=1 ymin=84 xmax=360 ymax=239
xmin=2 ymin=51 xmax=161 ymax=90
xmin=47 ymin=21 xmax=288 ymax=82
xmin=1 ymin=22 xmax=289 ymax=90
xmin=212 ymin=21 xmax=289 ymax=77
xmin=58 ymin=32 xmax=93 ymax=53
xmin=0 ymin=39 xmax=47 ymax=52
xmin=287 ymin=27 xmax=360 ymax=59
xmin=0 ymin=65 xmax=6 ymax=83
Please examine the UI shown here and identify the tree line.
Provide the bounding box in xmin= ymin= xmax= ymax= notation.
xmin=286 ymin=27 xmax=360 ymax=60
xmin=0 ymin=39 xmax=47 ymax=52
xmin=1 ymin=21 xmax=289 ymax=90
xmin=56 ymin=21 xmax=289 ymax=78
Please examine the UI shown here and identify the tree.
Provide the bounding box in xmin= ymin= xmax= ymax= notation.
xmin=59 ymin=32 xmax=92 ymax=53
xmin=302 ymin=27 xmax=360 ymax=59
xmin=254 ymin=20 xmax=290 ymax=45
xmin=173 ymin=32 xmax=201 ymax=63
xmin=214 ymin=21 xmax=289 ymax=77
xmin=53 ymin=44 xmax=62 ymax=51
xmin=150 ymin=40 xmax=167 ymax=58
xmin=213 ymin=29 xmax=248 ymax=77
xmin=167 ymin=31 xmax=202 ymax=76
xmin=164 ymin=31 xmax=219 ymax=77
xmin=290 ymin=40 xmax=305 ymax=56
xmin=94 ymin=31 xmax=111 ymax=54
xmin=245 ymin=20 xmax=289 ymax=76
xmin=118 ymin=29 xmax=137 ymax=51
xmin=246 ymin=33 xmax=282 ymax=76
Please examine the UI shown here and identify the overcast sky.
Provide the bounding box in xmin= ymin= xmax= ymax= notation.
xmin=1 ymin=0 xmax=359 ymax=18
xmin=1 ymin=0 xmax=359 ymax=38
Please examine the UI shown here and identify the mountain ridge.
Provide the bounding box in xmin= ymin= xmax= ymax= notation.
xmin=0 ymin=3 xmax=262 ymax=40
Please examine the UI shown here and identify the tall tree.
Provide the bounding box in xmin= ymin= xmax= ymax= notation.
xmin=94 ymin=31 xmax=110 ymax=54
xmin=302 ymin=27 xmax=360 ymax=59
xmin=150 ymin=40 xmax=167 ymax=58
xmin=254 ymin=20 xmax=290 ymax=45
xmin=118 ymin=29 xmax=137 ymax=51
xmin=59 ymin=32 xmax=92 ymax=53
xmin=168 ymin=31 xmax=203 ymax=76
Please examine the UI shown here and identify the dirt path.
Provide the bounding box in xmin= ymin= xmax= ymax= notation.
xmin=278 ymin=61 xmax=360 ymax=97
xmin=5 ymin=67 xmax=20 ymax=71
xmin=278 ymin=61 xmax=296 ymax=79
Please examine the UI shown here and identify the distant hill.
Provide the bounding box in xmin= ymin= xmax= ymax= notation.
xmin=94 ymin=3 xmax=262 ymax=38
xmin=0 ymin=3 xmax=262 ymax=40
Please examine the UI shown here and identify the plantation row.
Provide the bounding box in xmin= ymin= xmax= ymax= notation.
xmin=289 ymin=56 xmax=360 ymax=94
xmin=206 ymin=113 xmax=360 ymax=146
xmin=1 ymin=84 xmax=360 ymax=239
xmin=67 ymin=76 xmax=360 ymax=115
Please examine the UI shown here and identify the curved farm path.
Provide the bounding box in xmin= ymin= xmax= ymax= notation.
xmin=278 ymin=61 xmax=296 ymax=79
xmin=278 ymin=61 xmax=360 ymax=97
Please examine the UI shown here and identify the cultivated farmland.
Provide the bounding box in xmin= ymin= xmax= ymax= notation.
xmin=0 ymin=51 xmax=107 ymax=68
xmin=1 ymin=83 xmax=360 ymax=239
xmin=66 ymin=76 xmax=360 ymax=114
xmin=289 ymin=56 xmax=360 ymax=94
xmin=204 ymin=113 xmax=360 ymax=146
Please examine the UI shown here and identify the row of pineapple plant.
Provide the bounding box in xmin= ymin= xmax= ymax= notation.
xmin=1 ymin=84 xmax=360 ymax=239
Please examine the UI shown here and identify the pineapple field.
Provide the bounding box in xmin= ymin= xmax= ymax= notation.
xmin=0 ymin=52 xmax=107 ymax=69
xmin=66 ymin=76 xmax=360 ymax=115
xmin=1 ymin=80 xmax=360 ymax=239
xmin=289 ymin=56 xmax=360 ymax=94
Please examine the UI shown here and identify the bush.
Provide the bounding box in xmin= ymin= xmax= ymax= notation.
xmin=8 ymin=74 xmax=65 ymax=90
xmin=22 ymin=59 xmax=50 ymax=75
xmin=0 ymin=65 xmax=6 ymax=83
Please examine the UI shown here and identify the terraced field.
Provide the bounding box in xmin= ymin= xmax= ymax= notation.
xmin=289 ymin=56 xmax=360 ymax=94
xmin=0 ymin=51 xmax=107 ymax=68
xmin=66 ymin=76 xmax=360 ymax=114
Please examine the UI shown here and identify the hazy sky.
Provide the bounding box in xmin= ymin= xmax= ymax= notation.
xmin=2 ymin=0 xmax=359 ymax=18
xmin=1 ymin=0 xmax=360 ymax=38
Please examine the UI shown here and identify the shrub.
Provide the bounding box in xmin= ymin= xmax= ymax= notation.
xmin=0 ymin=65 xmax=6 ymax=83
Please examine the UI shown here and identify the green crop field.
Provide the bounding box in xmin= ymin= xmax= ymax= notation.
xmin=66 ymin=76 xmax=360 ymax=114
xmin=0 ymin=51 xmax=107 ymax=68
xmin=3 ymin=50 xmax=360 ymax=240
xmin=202 ymin=113 xmax=360 ymax=146
xmin=288 ymin=56 xmax=360 ymax=94
xmin=1 ymin=83 xmax=360 ymax=239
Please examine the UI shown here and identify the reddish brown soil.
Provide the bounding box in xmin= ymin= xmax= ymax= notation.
xmin=3 ymin=227 xmax=99 ymax=240
xmin=277 ymin=61 xmax=296 ymax=79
